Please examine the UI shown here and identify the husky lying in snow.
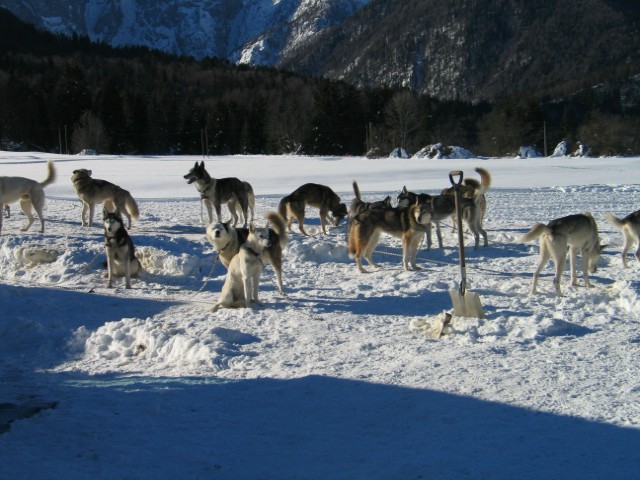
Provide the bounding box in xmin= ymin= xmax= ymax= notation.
xmin=518 ymin=212 xmax=605 ymax=296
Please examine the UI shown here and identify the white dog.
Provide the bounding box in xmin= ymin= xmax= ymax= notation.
xmin=518 ymin=212 xmax=604 ymax=296
xmin=0 ymin=160 xmax=56 ymax=234
xmin=211 ymin=224 xmax=271 ymax=312
xmin=604 ymin=210 xmax=640 ymax=267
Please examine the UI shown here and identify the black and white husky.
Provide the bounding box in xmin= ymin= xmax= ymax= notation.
xmin=183 ymin=161 xmax=254 ymax=227
xmin=103 ymin=210 xmax=141 ymax=289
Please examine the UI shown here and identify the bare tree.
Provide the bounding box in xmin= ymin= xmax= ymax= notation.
xmin=71 ymin=110 xmax=110 ymax=153
xmin=384 ymin=91 xmax=420 ymax=151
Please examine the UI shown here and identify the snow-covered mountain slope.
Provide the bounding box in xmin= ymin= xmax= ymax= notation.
xmin=0 ymin=0 xmax=369 ymax=62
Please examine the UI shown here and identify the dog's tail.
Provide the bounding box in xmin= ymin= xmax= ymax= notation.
xmin=474 ymin=167 xmax=491 ymax=194
xmin=266 ymin=211 xmax=288 ymax=249
xmin=518 ymin=223 xmax=550 ymax=243
xmin=604 ymin=213 xmax=625 ymax=230
xmin=39 ymin=160 xmax=56 ymax=188
xmin=278 ymin=195 xmax=291 ymax=221
xmin=352 ymin=180 xmax=362 ymax=201
xmin=124 ymin=191 xmax=140 ymax=221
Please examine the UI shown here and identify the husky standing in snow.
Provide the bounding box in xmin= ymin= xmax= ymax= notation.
xmin=604 ymin=209 xmax=640 ymax=267
xmin=518 ymin=212 xmax=605 ymax=296
xmin=183 ymin=161 xmax=255 ymax=227
xmin=71 ymin=169 xmax=140 ymax=228
xmin=0 ymin=160 xmax=56 ymax=234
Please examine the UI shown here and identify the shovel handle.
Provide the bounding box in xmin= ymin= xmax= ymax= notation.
xmin=449 ymin=171 xmax=463 ymax=189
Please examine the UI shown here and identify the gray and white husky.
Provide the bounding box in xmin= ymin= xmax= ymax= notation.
xmin=0 ymin=160 xmax=56 ymax=234
xmin=183 ymin=161 xmax=254 ymax=227
xmin=604 ymin=210 xmax=640 ymax=267
xmin=211 ymin=223 xmax=271 ymax=312
xmin=103 ymin=210 xmax=141 ymax=289
xmin=206 ymin=211 xmax=288 ymax=293
xmin=518 ymin=212 xmax=605 ymax=296
xmin=71 ymin=169 xmax=139 ymax=228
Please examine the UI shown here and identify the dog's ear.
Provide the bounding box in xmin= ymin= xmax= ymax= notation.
xmin=401 ymin=186 xmax=408 ymax=194
xmin=102 ymin=208 xmax=109 ymax=218
xmin=199 ymin=161 xmax=205 ymax=168
xmin=87 ymin=170 xmax=92 ymax=176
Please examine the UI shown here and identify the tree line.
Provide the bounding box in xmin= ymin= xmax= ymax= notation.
xmin=1 ymin=8 xmax=639 ymax=157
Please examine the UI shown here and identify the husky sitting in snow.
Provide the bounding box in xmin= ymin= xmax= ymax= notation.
xmin=103 ymin=209 xmax=141 ymax=289
xmin=211 ymin=224 xmax=271 ymax=312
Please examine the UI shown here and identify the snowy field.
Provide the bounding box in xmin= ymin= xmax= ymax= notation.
xmin=1 ymin=152 xmax=640 ymax=479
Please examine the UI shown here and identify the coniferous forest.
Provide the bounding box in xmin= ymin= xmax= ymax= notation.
xmin=1 ymin=8 xmax=639 ymax=157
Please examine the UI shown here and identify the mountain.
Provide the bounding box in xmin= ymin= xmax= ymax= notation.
xmin=279 ymin=0 xmax=640 ymax=102
xmin=0 ymin=0 xmax=368 ymax=64
xmin=2 ymin=0 xmax=640 ymax=102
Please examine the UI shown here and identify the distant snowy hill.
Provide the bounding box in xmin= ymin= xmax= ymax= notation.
xmin=0 ymin=0 xmax=369 ymax=64
xmin=3 ymin=0 xmax=640 ymax=103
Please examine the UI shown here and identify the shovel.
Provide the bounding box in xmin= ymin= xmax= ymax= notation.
xmin=448 ymin=170 xmax=485 ymax=319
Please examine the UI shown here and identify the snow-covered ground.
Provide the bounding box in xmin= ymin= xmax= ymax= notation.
xmin=1 ymin=152 xmax=640 ymax=479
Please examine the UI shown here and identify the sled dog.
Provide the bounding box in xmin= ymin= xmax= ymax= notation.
xmin=604 ymin=210 xmax=640 ymax=267
xmin=348 ymin=200 xmax=432 ymax=272
xmin=518 ymin=213 xmax=605 ymax=296
xmin=211 ymin=223 xmax=271 ymax=312
xmin=206 ymin=211 xmax=288 ymax=293
xmin=397 ymin=186 xmax=487 ymax=249
xmin=71 ymin=169 xmax=139 ymax=228
xmin=0 ymin=160 xmax=56 ymax=234
xmin=183 ymin=161 xmax=254 ymax=227
xmin=103 ymin=210 xmax=141 ymax=289
xmin=440 ymin=167 xmax=492 ymax=224
xmin=349 ymin=181 xmax=392 ymax=218
xmin=278 ymin=183 xmax=348 ymax=235
xmin=347 ymin=181 xmax=392 ymax=240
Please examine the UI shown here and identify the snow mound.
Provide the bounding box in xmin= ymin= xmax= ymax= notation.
xmin=137 ymin=246 xmax=204 ymax=276
xmin=518 ymin=146 xmax=542 ymax=158
xmin=413 ymin=143 xmax=475 ymax=159
xmin=66 ymin=317 xmax=262 ymax=375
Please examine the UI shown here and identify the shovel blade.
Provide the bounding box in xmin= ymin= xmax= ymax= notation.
xmin=449 ymin=289 xmax=485 ymax=319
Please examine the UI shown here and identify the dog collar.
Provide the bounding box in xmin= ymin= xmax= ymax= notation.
xmin=198 ymin=180 xmax=215 ymax=198
xmin=242 ymin=245 xmax=264 ymax=265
